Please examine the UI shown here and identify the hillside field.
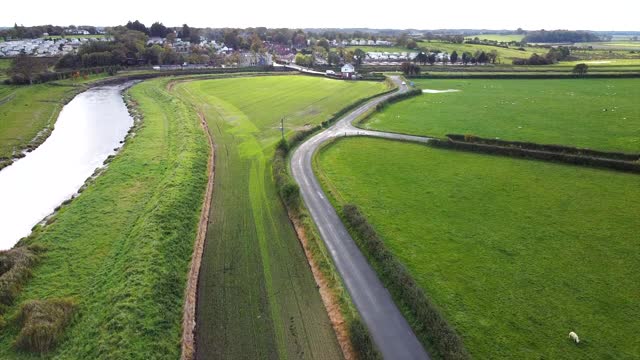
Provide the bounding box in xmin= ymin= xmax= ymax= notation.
xmin=362 ymin=78 xmax=640 ymax=152
xmin=466 ymin=34 xmax=526 ymax=42
xmin=316 ymin=136 xmax=640 ymax=359
xmin=173 ymin=75 xmax=389 ymax=359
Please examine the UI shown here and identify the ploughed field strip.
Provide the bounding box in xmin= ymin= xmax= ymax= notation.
xmin=172 ymin=75 xmax=388 ymax=359
xmin=315 ymin=137 xmax=640 ymax=359
xmin=362 ymin=78 xmax=640 ymax=153
xmin=0 ymin=78 xmax=209 ymax=359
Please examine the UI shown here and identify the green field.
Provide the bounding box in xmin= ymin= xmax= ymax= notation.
xmin=352 ymin=41 xmax=538 ymax=62
xmin=0 ymin=78 xmax=209 ymax=358
xmin=0 ymin=58 xmax=10 ymax=80
xmin=172 ymin=75 xmax=389 ymax=358
xmin=316 ymin=136 xmax=640 ymax=359
xmin=362 ymin=78 xmax=640 ymax=152
xmin=466 ymin=34 xmax=526 ymax=42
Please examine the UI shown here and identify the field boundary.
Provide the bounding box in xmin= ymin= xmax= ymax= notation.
xmin=180 ymin=109 xmax=215 ymax=360
xmin=429 ymin=138 xmax=640 ymax=173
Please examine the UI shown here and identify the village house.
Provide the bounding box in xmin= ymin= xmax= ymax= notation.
xmin=341 ymin=63 xmax=355 ymax=79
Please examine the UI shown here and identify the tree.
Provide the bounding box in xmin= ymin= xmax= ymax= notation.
xmin=414 ymin=52 xmax=428 ymax=65
xmin=400 ymin=62 xmax=420 ymax=75
xmin=487 ymin=50 xmax=498 ymax=64
xmin=441 ymin=53 xmax=449 ymax=66
xmin=450 ymin=51 xmax=458 ymax=64
xmin=327 ymin=51 xmax=341 ymax=66
xmin=406 ymin=39 xmax=417 ymax=49
xmin=427 ymin=53 xmax=436 ymax=65
xmin=354 ymin=48 xmax=365 ymax=66
xmin=125 ymin=20 xmax=148 ymax=35
xmin=572 ymin=63 xmax=588 ymax=76
xmin=461 ymin=52 xmax=472 ymax=65
xmin=180 ymin=24 xmax=191 ymax=39
xmin=317 ymin=38 xmax=330 ymax=52
xmin=149 ymin=22 xmax=168 ymax=37
xmin=7 ymin=53 xmax=48 ymax=84
xmin=166 ymin=32 xmax=176 ymax=44
xmin=477 ymin=51 xmax=488 ymax=64
xmin=250 ymin=36 xmax=265 ymax=53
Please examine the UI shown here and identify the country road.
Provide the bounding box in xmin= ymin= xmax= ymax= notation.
xmin=290 ymin=76 xmax=432 ymax=360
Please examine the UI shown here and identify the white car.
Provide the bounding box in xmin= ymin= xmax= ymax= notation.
xmin=401 ymin=81 xmax=406 ymax=85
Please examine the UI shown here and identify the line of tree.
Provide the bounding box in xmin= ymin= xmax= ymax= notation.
xmin=523 ymin=30 xmax=601 ymax=43
xmin=512 ymin=46 xmax=572 ymax=65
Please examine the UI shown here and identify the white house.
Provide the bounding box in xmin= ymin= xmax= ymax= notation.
xmin=341 ymin=63 xmax=355 ymax=79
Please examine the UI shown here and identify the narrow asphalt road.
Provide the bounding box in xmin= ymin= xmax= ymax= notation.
xmin=291 ymin=77 xmax=432 ymax=360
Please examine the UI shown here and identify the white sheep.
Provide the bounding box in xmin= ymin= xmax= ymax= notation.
xmin=569 ymin=331 xmax=580 ymax=344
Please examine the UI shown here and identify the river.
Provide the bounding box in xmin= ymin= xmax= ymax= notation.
xmin=0 ymin=83 xmax=134 ymax=249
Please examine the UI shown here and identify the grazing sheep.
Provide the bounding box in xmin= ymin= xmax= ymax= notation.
xmin=569 ymin=331 xmax=580 ymax=344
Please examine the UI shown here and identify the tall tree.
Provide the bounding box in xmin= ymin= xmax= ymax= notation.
xmin=7 ymin=53 xmax=48 ymax=85
xmin=180 ymin=24 xmax=191 ymax=39
xmin=149 ymin=22 xmax=168 ymax=37
xmin=125 ymin=20 xmax=148 ymax=35
xmin=572 ymin=63 xmax=588 ymax=76
xmin=450 ymin=51 xmax=458 ymax=64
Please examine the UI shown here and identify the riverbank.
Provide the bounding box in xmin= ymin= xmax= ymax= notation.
xmin=0 ymin=77 xmax=209 ymax=359
xmin=0 ymin=83 xmax=134 ymax=247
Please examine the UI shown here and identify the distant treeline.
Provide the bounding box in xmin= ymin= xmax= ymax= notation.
xmin=523 ymin=30 xmax=601 ymax=43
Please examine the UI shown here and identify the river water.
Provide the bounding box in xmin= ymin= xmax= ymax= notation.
xmin=0 ymin=83 xmax=134 ymax=249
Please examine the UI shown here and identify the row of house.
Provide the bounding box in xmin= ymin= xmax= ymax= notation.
xmin=0 ymin=37 xmax=108 ymax=57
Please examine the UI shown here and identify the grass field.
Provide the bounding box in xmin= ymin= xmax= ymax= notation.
xmin=0 ymin=78 xmax=209 ymax=358
xmin=362 ymin=78 xmax=640 ymax=152
xmin=0 ymin=74 xmax=111 ymax=160
xmin=351 ymin=41 xmax=538 ymax=62
xmin=316 ymin=136 xmax=640 ymax=359
xmin=172 ymin=75 xmax=389 ymax=359
xmin=465 ymin=34 xmax=526 ymax=42
xmin=0 ymin=58 xmax=10 ymax=80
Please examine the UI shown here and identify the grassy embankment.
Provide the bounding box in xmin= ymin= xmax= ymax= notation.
xmin=172 ymin=75 xmax=389 ymax=359
xmin=316 ymin=136 xmax=640 ymax=359
xmin=362 ymin=78 xmax=640 ymax=152
xmin=0 ymin=77 xmax=209 ymax=359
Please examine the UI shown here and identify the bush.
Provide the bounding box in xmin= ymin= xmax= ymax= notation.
xmin=349 ymin=317 xmax=381 ymax=360
xmin=0 ymin=246 xmax=42 ymax=310
xmin=14 ymin=298 xmax=76 ymax=353
xmin=343 ymin=204 xmax=470 ymax=360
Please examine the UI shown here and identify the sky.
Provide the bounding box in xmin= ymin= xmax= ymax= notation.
xmin=2 ymin=0 xmax=639 ymax=31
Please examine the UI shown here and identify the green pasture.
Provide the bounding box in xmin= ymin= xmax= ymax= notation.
xmin=362 ymin=78 xmax=640 ymax=152
xmin=465 ymin=34 xmax=525 ymax=42
xmin=0 ymin=78 xmax=209 ymax=359
xmin=173 ymin=75 xmax=389 ymax=359
xmin=316 ymin=136 xmax=640 ymax=359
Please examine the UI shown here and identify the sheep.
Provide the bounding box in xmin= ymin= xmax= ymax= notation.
xmin=569 ymin=331 xmax=580 ymax=344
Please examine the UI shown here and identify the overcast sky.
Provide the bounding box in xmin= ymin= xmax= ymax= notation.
xmin=2 ymin=0 xmax=639 ymax=31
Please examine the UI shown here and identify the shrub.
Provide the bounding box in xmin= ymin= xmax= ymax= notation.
xmin=14 ymin=298 xmax=77 ymax=353
xmin=349 ymin=317 xmax=381 ymax=360
xmin=0 ymin=246 xmax=42 ymax=309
